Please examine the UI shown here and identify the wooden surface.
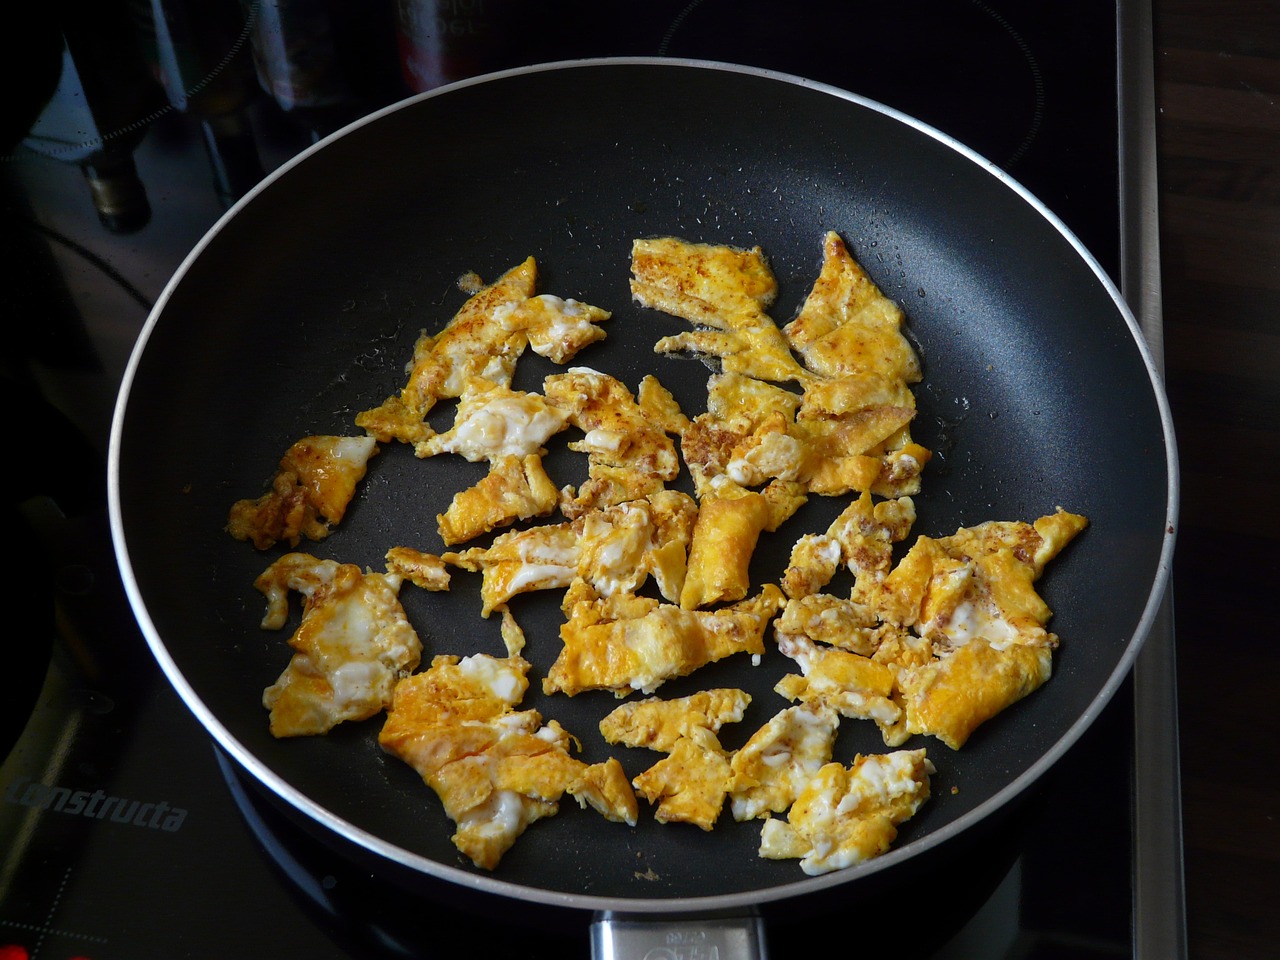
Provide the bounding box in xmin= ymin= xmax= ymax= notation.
xmin=1153 ymin=2 xmax=1280 ymax=957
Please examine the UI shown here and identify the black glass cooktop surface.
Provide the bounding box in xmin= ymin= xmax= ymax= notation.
xmin=3 ymin=2 xmax=1131 ymax=957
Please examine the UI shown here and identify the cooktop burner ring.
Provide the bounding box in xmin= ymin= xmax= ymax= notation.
xmin=656 ymin=0 xmax=1047 ymax=171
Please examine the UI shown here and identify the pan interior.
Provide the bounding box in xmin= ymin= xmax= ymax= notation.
xmin=113 ymin=61 xmax=1171 ymax=907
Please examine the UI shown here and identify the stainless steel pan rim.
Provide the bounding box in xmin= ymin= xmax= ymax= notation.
xmin=107 ymin=56 xmax=1179 ymax=917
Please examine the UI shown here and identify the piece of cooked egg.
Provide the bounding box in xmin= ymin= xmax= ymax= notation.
xmin=758 ymin=748 xmax=933 ymax=875
xmin=255 ymin=552 xmax=421 ymax=738
xmin=727 ymin=703 xmax=840 ymax=822
xmin=228 ymin=435 xmax=379 ymax=550
xmin=379 ymin=651 xmax=636 ymax=870
xmin=545 ymin=586 xmax=785 ymax=697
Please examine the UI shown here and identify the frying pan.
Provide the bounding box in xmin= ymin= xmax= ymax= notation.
xmin=108 ymin=60 xmax=1176 ymax=955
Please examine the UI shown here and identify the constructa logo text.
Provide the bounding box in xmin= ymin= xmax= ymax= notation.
xmin=4 ymin=777 xmax=188 ymax=832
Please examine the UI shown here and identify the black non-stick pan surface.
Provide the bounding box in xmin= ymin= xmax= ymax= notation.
xmin=109 ymin=60 xmax=1176 ymax=916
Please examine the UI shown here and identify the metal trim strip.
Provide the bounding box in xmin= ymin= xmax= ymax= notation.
xmin=1117 ymin=2 xmax=1189 ymax=958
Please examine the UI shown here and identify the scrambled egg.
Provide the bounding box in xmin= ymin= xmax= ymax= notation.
xmin=772 ymin=593 xmax=887 ymax=657
xmin=631 ymin=726 xmax=735 ymax=830
xmin=378 ymin=638 xmax=636 ymax=869
xmin=727 ymin=704 xmax=840 ymax=822
xmin=679 ymin=373 xmax=801 ymax=498
xmin=781 ymin=489 xmax=916 ymax=601
xmin=869 ymin=509 xmax=1090 ymax=749
xmin=228 ymin=435 xmax=379 ymax=550
xmin=545 ymin=586 xmax=785 ymax=697
xmin=443 ymin=521 xmax=578 ymax=616
xmin=355 ymin=258 xmax=609 ymax=446
xmin=384 ymin=546 xmax=451 ymax=592
xmin=632 ymin=236 xmax=810 ymax=385
xmin=414 ymin=379 xmax=569 ymax=462
xmin=355 ymin=258 xmax=537 ymax=446
xmin=773 ymin=634 xmax=901 ymax=727
xmin=543 ymin=369 xmax=688 ymax=519
xmin=574 ymin=489 xmax=696 ymax=604
xmin=599 ymin=688 xmax=751 ymax=751
xmin=229 ymin=233 xmax=1090 ymax=875
xmin=634 ymin=234 xmax=931 ymax=503
xmin=782 ymin=231 xmax=921 ymax=384
xmin=508 ymin=293 xmax=611 ymax=364
xmin=773 ymin=508 xmax=1088 ymax=750
xmin=255 ymin=552 xmax=424 ymax=737
xmin=600 ymin=689 xmax=750 ymax=831
xmin=758 ymin=749 xmax=934 ymax=875
xmin=597 ymin=695 xmax=840 ymax=831
xmin=442 ymin=489 xmax=697 ymax=616
xmin=436 ymin=452 xmax=560 ymax=546
xmin=680 ymin=476 xmax=806 ymax=610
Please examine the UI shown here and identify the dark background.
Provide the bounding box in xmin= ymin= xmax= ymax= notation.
xmin=1154 ymin=1 xmax=1280 ymax=957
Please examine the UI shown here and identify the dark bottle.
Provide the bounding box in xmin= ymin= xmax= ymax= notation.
xmin=131 ymin=0 xmax=267 ymax=207
xmin=393 ymin=0 xmax=529 ymax=92
xmin=244 ymin=0 xmax=405 ymax=143
xmin=20 ymin=0 xmax=165 ymax=233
